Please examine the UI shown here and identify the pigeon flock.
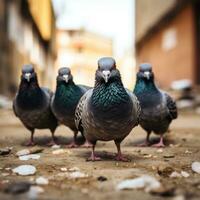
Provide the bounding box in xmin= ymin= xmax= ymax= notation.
xmin=13 ymin=57 xmax=178 ymax=161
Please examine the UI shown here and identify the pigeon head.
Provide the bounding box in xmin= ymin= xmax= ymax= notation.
xmin=21 ymin=64 xmax=37 ymax=83
xmin=137 ymin=63 xmax=154 ymax=81
xmin=57 ymin=67 xmax=73 ymax=84
xmin=96 ymin=57 xmax=120 ymax=84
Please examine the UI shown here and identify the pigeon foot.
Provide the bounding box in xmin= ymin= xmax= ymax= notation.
xmin=66 ymin=142 xmax=79 ymax=148
xmin=81 ymin=140 xmax=93 ymax=148
xmin=115 ymin=154 xmax=130 ymax=162
xmin=25 ymin=140 xmax=35 ymax=146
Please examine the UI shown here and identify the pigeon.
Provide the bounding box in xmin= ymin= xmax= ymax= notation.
xmin=133 ymin=63 xmax=178 ymax=147
xmin=75 ymin=57 xmax=140 ymax=161
xmin=13 ymin=64 xmax=58 ymax=146
xmin=51 ymin=67 xmax=90 ymax=147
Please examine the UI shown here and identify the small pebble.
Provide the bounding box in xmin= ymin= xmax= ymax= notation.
xmin=181 ymin=171 xmax=190 ymax=178
xmin=0 ymin=147 xmax=12 ymax=156
xmin=12 ymin=165 xmax=36 ymax=176
xmin=170 ymin=172 xmax=182 ymax=178
xmin=35 ymin=177 xmax=49 ymax=185
xmin=97 ymin=176 xmax=108 ymax=182
xmin=16 ymin=149 xmax=30 ymax=156
xmin=51 ymin=145 xmax=61 ymax=149
xmin=191 ymin=162 xmax=200 ymax=174
xmin=19 ymin=154 xmax=40 ymax=161
xmin=157 ymin=149 xmax=163 ymax=153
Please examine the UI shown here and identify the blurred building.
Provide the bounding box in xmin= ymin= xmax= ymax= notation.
xmin=135 ymin=0 xmax=200 ymax=88
xmin=56 ymin=29 xmax=113 ymax=87
xmin=0 ymin=0 xmax=56 ymax=97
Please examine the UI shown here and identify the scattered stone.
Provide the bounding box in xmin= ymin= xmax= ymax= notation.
xmin=170 ymin=172 xmax=182 ymax=178
xmin=169 ymin=144 xmax=181 ymax=147
xmin=143 ymin=154 xmax=152 ymax=158
xmin=170 ymin=171 xmax=190 ymax=178
xmin=0 ymin=147 xmax=12 ymax=156
xmin=52 ymin=149 xmax=71 ymax=155
xmin=57 ymin=171 xmax=88 ymax=179
xmin=157 ymin=149 xmax=163 ymax=153
xmin=69 ymin=171 xmax=88 ymax=179
xmin=4 ymin=182 xmax=31 ymax=194
xmin=116 ymin=175 xmax=161 ymax=192
xmin=16 ymin=149 xmax=30 ymax=156
xmin=185 ymin=150 xmax=192 ymax=154
xmin=28 ymin=186 xmax=44 ymax=199
xmin=97 ymin=176 xmax=108 ymax=182
xmin=163 ymin=154 xmax=175 ymax=158
xmin=191 ymin=162 xmax=200 ymax=174
xmin=19 ymin=154 xmax=40 ymax=161
xmin=60 ymin=167 xmax=68 ymax=172
xmin=16 ymin=148 xmax=43 ymax=157
xmin=157 ymin=166 xmax=174 ymax=177
xmin=35 ymin=177 xmax=49 ymax=185
xmin=12 ymin=165 xmax=36 ymax=176
xmin=181 ymin=171 xmax=190 ymax=178
xmin=51 ymin=144 xmax=61 ymax=149
xmin=68 ymin=167 xmax=80 ymax=172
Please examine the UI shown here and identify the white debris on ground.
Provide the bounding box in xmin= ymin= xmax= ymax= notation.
xmin=12 ymin=165 xmax=37 ymax=176
xmin=116 ymin=175 xmax=161 ymax=192
xmin=51 ymin=144 xmax=61 ymax=149
xmin=16 ymin=148 xmax=43 ymax=156
xmin=57 ymin=168 xmax=88 ymax=179
xmin=52 ymin=149 xmax=72 ymax=155
xmin=16 ymin=149 xmax=30 ymax=156
xmin=191 ymin=162 xmax=200 ymax=174
xmin=35 ymin=177 xmax=49 ymax=185
xmin=19 ymin=154 xmax=40 ymax=161
xmin=170 ymin=171 xmax=190 ymax=178
xmin=181 ymin=171 xmax=190 ymax=178
xmin=27 ymin=186 xmax=44 ymax=199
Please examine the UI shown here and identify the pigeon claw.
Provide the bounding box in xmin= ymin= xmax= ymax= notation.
xmin=25 ymin=140 xmax=35 ymax=146
xmin=81 ymin=140 xmax=93 ymax=148
xmin=115 ymin=154 xmax=130 ymax=162
xmin=136 ymin=141 xmax=150 ymax=147
xmin=66 ymin=142 xmax=79 ymax=148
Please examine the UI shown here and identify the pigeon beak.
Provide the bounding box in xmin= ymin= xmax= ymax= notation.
xmin=102 ymin=70 xmax=111 ymax=83
xmin=24 ymin=73 xmax=31 ymax=82
xmin=63 ymin=74 xmax=69 ymax=83
xmin=144 ymin=71 xmax=150 ymax=80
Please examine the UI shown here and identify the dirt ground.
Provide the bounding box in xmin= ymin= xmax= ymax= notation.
xmin=0 ymin=109 xmax=200 ymax=200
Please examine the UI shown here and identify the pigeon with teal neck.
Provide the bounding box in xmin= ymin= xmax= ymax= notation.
xmin=75 ymin=57 xmax=140 ymax=161
xmin=51 ymin=67 xmax=90 ymax=147
xmin=134 ymin=63 xmax=178 ymax=147
xmin=13 ymin=64 xmax=58 ymax=146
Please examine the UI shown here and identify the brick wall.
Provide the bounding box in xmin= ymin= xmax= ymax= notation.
xmin=136 ymin=5 xmax=196 ymax=88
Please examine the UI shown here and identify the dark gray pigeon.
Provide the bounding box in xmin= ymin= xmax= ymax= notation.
xmin=51 ymin=67 xmax=90 ymax=147
xmin=13 ymin=64 xmax=58 ymax=146
xmin=75 ymin=57 xmax=140 ymax=161
xmin=133 ymin=63 xmax=178 ymax=147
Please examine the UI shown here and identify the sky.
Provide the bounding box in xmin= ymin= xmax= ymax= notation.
xmin=52 ymin=0 xmax=135 ymax=57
